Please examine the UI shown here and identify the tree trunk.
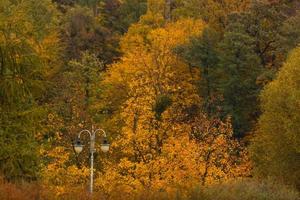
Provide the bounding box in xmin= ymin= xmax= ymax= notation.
xmin=165 ymin=0 xmax=171 ymax=21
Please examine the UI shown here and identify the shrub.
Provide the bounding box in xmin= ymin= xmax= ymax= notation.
xmin=0 ymin=177 xmax=43 ymax=200
xmin=0 ymin=178 xmax=298 ymax=200
xmin=186 ymin=179 xmax=299 ymax=200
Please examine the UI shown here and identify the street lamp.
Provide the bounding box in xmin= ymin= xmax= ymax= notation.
xmin=73 ymin=126 xmax=110 ymax=194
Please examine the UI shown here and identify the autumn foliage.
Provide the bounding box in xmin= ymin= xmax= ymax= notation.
xmin=1 ymin=0 xmax=299 ymax=199
xmin=92 ymin=17 xmax=251 ymax=197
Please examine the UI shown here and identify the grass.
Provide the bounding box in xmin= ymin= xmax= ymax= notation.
xmin=0 ymin=177 xmax=298 ymax=200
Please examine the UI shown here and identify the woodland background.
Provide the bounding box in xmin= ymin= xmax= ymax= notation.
xmin=0 ymin=0 xmax=300 ymax=199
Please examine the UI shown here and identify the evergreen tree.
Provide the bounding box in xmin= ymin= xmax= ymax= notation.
xmin=176 ymin=27 xmax=221 ymax=115
xmin=116 ymin=0 xmax=147 ymax=33
xmin=218 ymin=26 xmax=262 ymax=137
xmin=0 ymin=0 xmax=60 ymax=181
xmin=217 ymin=1 xmax=300 ymax=136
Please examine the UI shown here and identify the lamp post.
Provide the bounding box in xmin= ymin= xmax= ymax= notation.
xmin=73 ymin=126 xmax=110 ymax=194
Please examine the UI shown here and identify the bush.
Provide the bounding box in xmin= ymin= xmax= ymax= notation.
xmin=186 ymin=179 xmax=299 ymax=200
xmin=102 ymin=178 xmax=300 ymax=200
xmin=132 ymin=179 xmax=299 ymax=200
xmin=0 ymin=177 xmax=43 ymax=200
xmin=0 ymin=177 xmax=105 ymax=200
xmin=0 ymin=178 xmax=298 ymax=200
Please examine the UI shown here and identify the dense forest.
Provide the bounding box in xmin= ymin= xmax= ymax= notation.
xmin=0 ymin=0 xmax=299 ymax=199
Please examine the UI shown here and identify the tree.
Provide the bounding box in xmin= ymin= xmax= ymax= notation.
xmin=171 ymin=0 xmax=251 ymax=31
xmin=76 ymin=0 xmax=100 ymax=16
xmin=95 ymin=18 xmax=250 ymax=197
xmin=176 ymin=27 xmax=221 ymax=115
xmin=38 ymin=51 xmax=109 ymax=196
xmin=251 ymin=46 xmax=300 ymax=189
xmin=0 ymin=0 xmax=60 ymax=181
xmin=217 ymin=22 xmax=262 ymax=137
xmin=60 ymin=6 xmax=120 ymax=64
xmin=225 ymin=1 xmax=299 ymax=73
xmin=215 ymin=0 xmax=300 ymax=137
xmin=40 ymin=146 xmax=90 ymax=197
xmin=116 ymin=0 xmax=147 ymax=33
